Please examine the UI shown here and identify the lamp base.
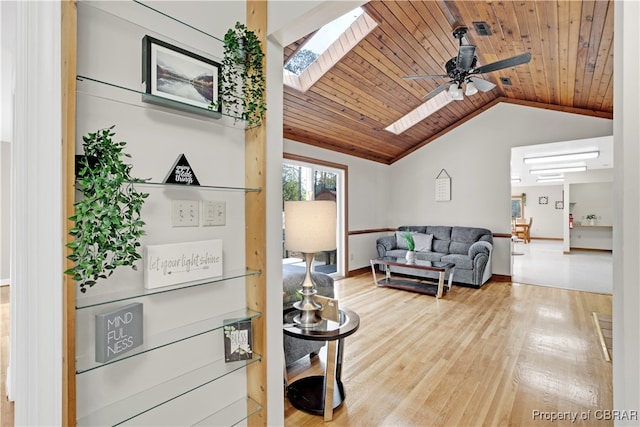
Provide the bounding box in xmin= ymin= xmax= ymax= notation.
xmin=293 ymin=252 xmax=324 ymax=328
xmin=292 ymin=308 xmax=323 ymax=328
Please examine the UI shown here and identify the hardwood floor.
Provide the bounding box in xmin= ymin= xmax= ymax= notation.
xmin=0 ymin=286 xmax=13 ymax=427
xmin=285 ymin=274 xmax=613 ymax=426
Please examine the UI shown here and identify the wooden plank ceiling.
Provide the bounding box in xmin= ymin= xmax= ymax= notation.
xmin=283 ymin=0 xmax=614 ymax=164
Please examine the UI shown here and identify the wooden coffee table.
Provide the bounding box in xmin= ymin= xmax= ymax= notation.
xmin=370 ymin=257 xmax=455 ymax=298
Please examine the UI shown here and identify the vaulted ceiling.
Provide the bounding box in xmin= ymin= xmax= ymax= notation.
xmin=283 ymin=0 xmax=614 ymax=165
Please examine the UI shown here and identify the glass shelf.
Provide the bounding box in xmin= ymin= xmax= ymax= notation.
xmin=192 ymin=397 xmax=262 ymax=426
xmin=133 ymin=180 xmax=261 ymax=193
xmin=76 ymin=268 xmax=261 ymax=309
xmin=76 ymin=355 xmax=262 ymax=426
xmin=76 ymin=75 xmax=251 ymax=129
xmin=76 ymin=308 xmax=261 ymax=374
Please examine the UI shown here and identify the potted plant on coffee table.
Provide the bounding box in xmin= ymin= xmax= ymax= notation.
xmin=403 ymin=232 xmax=416 ymax=264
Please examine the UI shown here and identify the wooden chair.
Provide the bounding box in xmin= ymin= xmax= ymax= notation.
xmin=515 ymin=217 xmax=532 ymax=243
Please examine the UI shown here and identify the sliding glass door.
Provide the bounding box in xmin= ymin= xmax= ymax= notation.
xmin=282 ymin=159 xmax=344 ymax=277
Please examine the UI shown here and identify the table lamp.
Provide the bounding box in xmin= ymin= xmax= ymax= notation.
xmin=284 ymin=200 xmax=337 ymax=327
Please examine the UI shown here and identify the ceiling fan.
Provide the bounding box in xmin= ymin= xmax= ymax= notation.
xmin=404 ymin=27 xmax=532 ymax=100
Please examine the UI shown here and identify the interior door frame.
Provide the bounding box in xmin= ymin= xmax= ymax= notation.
xmin=283 ymin=153 xmax=348 ymax=277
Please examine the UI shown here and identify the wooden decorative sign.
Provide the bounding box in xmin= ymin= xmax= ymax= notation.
xmin=144 ymin=239 xmax=223 ymax=289
xmin=435 ymin=169 xmax=451 ymax=202
xmin=164 ymin=154 xmax=200 ymax=186
xmin=95 ymin=303 xmax=143 ymax=363
xmin=224 ymin=319 xmax=253 ymax=362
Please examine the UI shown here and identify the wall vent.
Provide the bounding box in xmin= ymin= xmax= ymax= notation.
xmin=473 ymin=22 xmax=491 ymax=36
xmin=500 ymin=77 xmax=513 ymax=85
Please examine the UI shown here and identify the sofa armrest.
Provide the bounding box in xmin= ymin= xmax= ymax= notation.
xmin=469 ymin=241 xmax=493 ymax=286
xmin=468 ymin=241 xmax=492 ymax=259
xmin=376 ymin=235 xmax=396 ymax=257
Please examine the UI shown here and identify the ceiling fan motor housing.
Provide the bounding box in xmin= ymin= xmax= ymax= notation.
xmin=445 ymin=56 xmax=477 ymax=84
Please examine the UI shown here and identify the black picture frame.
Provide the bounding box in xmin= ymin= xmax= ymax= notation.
xmin=555 ymin=201 xmax=564 ymax=209
xmin=223 ymin=319 xmax=253 ymax=362
xmin=538 ymin=196 xmax=548 ymax=205
xmin=142 ymin=35 xmax=221 ymax=115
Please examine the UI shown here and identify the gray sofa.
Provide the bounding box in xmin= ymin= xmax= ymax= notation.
xmin=283 ymin=264 xmax=334 ymax=366
xmin=376 ymin=225 xmax=493 ymax=288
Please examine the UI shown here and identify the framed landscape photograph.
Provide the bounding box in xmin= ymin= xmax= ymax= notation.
xmin=142 ymin=35 xmax=221 ymax=114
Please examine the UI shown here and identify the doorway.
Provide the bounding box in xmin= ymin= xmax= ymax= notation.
xmin=282 ymin=154 xmax=346 ymax=278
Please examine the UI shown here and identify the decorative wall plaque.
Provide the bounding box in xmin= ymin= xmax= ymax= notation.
xmin=95 ymin=303 xmax=143 ymax=363
xmin=144 ymin=239 xmax=223 ymax=289
xmin=164 ymin=154 xmax=200 ymax=186
xmin=435 ymin=169 xmax=451 ymax=202
xmin=224 ymin=319 xmax=253 ymax=362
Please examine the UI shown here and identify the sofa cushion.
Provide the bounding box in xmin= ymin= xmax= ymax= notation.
xmin=441 ymin=254 xmax=473 ymax=270
xmin=450 ymin=241 xmax=472 ymax=255
xmin=413 ymin=233 xmax=433 ymax=252
xmin=416 ymin=251 xmax=445 ymax=262
xmin=426 ymin=226 xmax=452 ymax=253
xmin=398 ymin=226 xmax=427 ymax=234
xmin=385 ymin=249 xmax=409 ymax=258
xmin=395 ymin=231 xmax=414 ymax=249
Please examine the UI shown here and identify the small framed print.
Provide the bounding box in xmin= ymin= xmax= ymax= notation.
xmin=555 ymin=201 xmax=564 ymax=209
xmin=538 ymin=196 xmax=548 ymax=205
xmin=142 ymin=35 xmax=221 ymax=114
xmin=224 ymin=319 xmax=253 ymax=362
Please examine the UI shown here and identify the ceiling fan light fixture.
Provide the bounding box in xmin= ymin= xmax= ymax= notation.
xmin=448 ymin=83 xmax=460 ymax=97
xmin=465 ymin=80 xmax=478 ymax=96
xmin=448 ymin=83 xmax=463 ymax=100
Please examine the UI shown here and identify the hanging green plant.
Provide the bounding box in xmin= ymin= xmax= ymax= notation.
xmin=65 ymin=125 xmax=149 ymax=293
xmin=217 ymin=22 xmax=266 ymax=126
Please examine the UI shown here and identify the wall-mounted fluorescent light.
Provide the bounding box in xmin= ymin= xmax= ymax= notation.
xmin=523 ymin=150 xmax=599 ymax=164
xmin=511 ymin=178 xmax=521 ymax=183
xmin=530 ymin=166 xmax=587 ymax=174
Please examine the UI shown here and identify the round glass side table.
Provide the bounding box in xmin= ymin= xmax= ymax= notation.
xmin=283 ymin=308 xmax=360 ymax=421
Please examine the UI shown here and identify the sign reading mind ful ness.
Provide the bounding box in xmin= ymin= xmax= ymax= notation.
xmin=95 ymin=302 xmax=143 ymax=363
xmin=144 ymin=239 xmax=223 ymax=289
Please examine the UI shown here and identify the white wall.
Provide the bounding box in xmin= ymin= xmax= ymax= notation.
xmin=11 ymin=1 xmax=62 ymax=424
xmin=386 ymin=103 xmax=612 ymax=276
xmin=73 ymin=1 xmax=260 ymax=424
xmin=511 ymin=185 xmax=565 ymax=238
xmin=613 ymin=1 xmax=640 ymax=420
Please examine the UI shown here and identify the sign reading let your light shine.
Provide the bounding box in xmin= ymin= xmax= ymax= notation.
xmin=144 ymin=240 xmax=223 ymax=289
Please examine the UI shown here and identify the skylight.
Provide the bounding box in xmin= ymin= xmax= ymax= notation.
xmin=285 ymin=7 xmax=364 ymax=76
xmin=385 ymin=91 xmax=455 ymax=135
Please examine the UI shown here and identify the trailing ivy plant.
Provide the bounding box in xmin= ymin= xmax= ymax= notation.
xmin=65 ymin=126 xmax=149 ymax=293
xmin=217 ymin=22 xmax=266 ymax=126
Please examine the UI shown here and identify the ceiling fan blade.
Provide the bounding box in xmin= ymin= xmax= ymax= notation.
xmin=456 ymin=45 xmax=476 ymax=71
xmin=472 ymin=52 xmax=531 ymax=75
xmin=403 ymin=73 xmax=449 ymax=80
xmin=423 ymin=81 xmax=453 ymax=99
xmin=468 ymin=76 xmax=496 ymax=92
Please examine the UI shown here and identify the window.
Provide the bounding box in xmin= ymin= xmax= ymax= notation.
xmin=283 ymin=7 xmax=377 ymax=92
xmin=284 ymin=7 xmax=364 ymax=76
xmin=512 ymin=196 xmax=524 ymax=220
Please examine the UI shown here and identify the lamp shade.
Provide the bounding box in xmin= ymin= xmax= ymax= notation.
xmin=284 ymin=201 xmax=336 ymax=253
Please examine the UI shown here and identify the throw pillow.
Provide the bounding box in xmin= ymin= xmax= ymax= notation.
xmin=395 ymin=231 xmax=414 ymax=249
xmin=413 ymin=233 xmax=433 ymax=252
